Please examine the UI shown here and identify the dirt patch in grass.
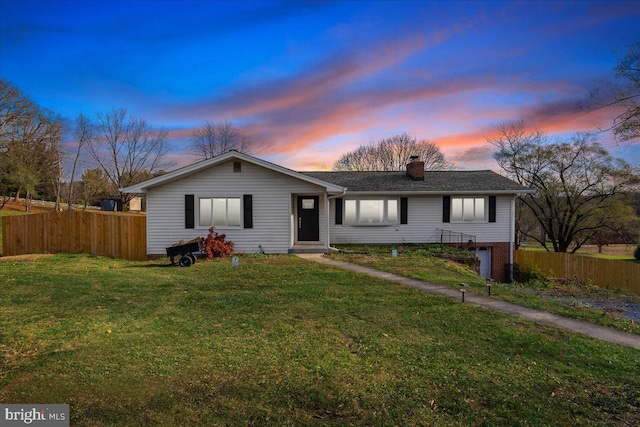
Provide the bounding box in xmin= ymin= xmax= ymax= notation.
xmin=1 ymin=200 xmax=54 ymax=213
xmin=0 ymin=254 xmax=56 ymax=262
xmin=556 ymin=297 xmax=640 ymax=322
xmin=528 ymin=279 xmax=640 ymax=323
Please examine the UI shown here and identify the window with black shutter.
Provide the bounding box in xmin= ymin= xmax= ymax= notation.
xmin=400 ymin=197 xmax=408 ymax=224
xmin=443 ymin=196 xmax=451 ymax=223
xmin=185 ymin=195 xmax=195 ymax=229
xmin=489 ymin=196 xmax=496 ymax=223
xmin=243 ymin=195 xmax=253 ymax=228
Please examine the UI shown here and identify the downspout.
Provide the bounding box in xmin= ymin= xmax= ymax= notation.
xmin=509 ymin=195 xmax=516 ymax=282
xmin=327 ymin=188 xmax=348 ymax=252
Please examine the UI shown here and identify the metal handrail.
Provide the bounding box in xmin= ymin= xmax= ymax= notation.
xmin=434 ymin=228 xmax=476 ymax=245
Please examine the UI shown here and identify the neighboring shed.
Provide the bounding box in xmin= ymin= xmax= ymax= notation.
xmin=100 ymin=198 xmax=122 ymax=211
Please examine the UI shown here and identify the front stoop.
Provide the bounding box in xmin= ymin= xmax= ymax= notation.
xmin=288 ymin=245 xmax=328 ymax=254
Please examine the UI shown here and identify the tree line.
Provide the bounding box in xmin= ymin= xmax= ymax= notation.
xmin=0 ymin=79 xmax=64 ymax=210
xmin=491 ymin=42 xmax=640 ymax=253
xmin=0 ymin=80 xmax=253 ymax=211
xmin=1 ymin=42 xmax=638 ymax=253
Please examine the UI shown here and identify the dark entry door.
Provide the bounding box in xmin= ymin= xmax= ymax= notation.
xmin=297 ymin=196 xmax=319 ymax=241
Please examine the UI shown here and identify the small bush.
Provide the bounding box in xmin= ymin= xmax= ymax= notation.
xmin=634 ymin=245 xmax=640 ymax=261
xmin=515 ymin=263 xmax=550 ymax=285
xmin=202 ymin=226 xmax=234 ymax=259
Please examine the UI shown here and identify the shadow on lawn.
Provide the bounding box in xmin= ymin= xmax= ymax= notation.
xmin=124 ymin=262 xmax=175 ymax=269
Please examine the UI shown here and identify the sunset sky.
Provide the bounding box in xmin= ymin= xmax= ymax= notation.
xmin=1 ymin=0 xmax=639 ymax=172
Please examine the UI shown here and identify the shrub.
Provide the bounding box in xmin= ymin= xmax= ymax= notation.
xmin=515 ymin=263 xmax=550 ymax=286
xmin=202 ymin=226 xmax=234 ymax=259
xmin=634 ymin=245 xmax=640 ymax=261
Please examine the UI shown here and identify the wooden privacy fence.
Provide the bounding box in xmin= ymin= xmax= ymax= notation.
xmin=2 ymin=210 xmax=147 ymax=261
xmin=514 ymin=250 xmax=640 ymax=294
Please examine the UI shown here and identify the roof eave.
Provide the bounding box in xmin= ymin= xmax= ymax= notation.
xmin=343 ymin=189 xmax=535 ymax=196
xmin=120 ymin=151 xmax=347 ymax=194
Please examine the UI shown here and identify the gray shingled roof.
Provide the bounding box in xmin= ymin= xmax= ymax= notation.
xmin=301 ymin=170 xmax=532 ymax=193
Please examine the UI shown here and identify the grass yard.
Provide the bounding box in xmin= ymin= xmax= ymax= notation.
xmin=521 ymin=243 xmax=638 ymax=262
xmin=330 ymin=245 xmax=640 ymax=335
xmin=1 ymin=254 xmax=639 ymax=426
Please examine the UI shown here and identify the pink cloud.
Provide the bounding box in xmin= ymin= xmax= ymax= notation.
xmin=151 ymin=17 xmax=638 ymax=173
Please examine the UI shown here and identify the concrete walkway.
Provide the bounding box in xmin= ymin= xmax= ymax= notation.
xmin=296 ymin=254 xmax=640 ymax=351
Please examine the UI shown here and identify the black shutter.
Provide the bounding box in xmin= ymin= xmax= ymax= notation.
xmin=443 ymin=196 xmax=450 ymax=223
xmin=335 ymin=197 xmax=343 ymax=225
xmin=243 ymin=195 xmax=253 ymax=228
xmin=488 ymin=196 xmax=496 ymax=223
xmin=185 ymin=195 xmax=195 ymax=229
xmin=400 ymin=197 xmax=408 ymax=224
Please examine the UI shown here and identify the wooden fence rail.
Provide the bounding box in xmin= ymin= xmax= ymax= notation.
xmin=2 ymin=211 xmax=147 ymax=261
xmin=514 ymin=250 xmax=640 ymax=294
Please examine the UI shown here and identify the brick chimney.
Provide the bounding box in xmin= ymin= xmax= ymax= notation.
xmin=406 ymin=155 xmax=424 ymax=181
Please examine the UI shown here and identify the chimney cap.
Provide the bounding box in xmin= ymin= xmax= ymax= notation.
xmin=409 ymin=155 xmax=420 ymax=161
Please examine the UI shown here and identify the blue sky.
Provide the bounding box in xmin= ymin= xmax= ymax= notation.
xmin=1 ymin=0 xmax=638 ymax=171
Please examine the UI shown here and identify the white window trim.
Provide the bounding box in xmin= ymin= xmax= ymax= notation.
xmin=197 ymin=196 xmax=242 ymax=228
xmin=451 ymin=196 xmax=487 ymax=223
xmin=344 ymin=198 xmax=399 ymax=226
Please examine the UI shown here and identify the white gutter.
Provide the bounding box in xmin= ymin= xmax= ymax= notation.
xmin=326 ymin=189 xmax=348 ymax=252
xmin=338 ymin=190 xmax=536 ymax=196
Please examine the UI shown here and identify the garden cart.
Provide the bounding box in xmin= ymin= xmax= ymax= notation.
xmin=166 ymin=238 xmax=203 ymax=267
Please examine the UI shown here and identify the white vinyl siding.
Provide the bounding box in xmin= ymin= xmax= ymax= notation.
xmin=331 ymin=195 xmax=513 ymax=244
xmin=145 ymin=160 xmax=327 ymax=255
xmin=144 ymin=157 xmax=515 ymax=254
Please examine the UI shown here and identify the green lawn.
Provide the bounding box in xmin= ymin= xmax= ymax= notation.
xmin=1 ymin=254 xmax=638 ymax=426
xmin=329 ymin=245 xmax=640 ymax=335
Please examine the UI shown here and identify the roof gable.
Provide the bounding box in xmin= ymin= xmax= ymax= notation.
xmin=120 ymin=151 xmax=346 ymax=193
xmin=120 ymin=151 xmax=532 ymax=195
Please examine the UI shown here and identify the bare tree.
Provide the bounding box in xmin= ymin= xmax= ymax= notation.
xmin=583 ymin=42 xmax=640 ymax=142
xmin=79 ymin=168 xmax=110 ymax=210
xmin=610 ymin=42 xmax=640 ymax=141
xmin=67 ymin=113 xmax=92 ymax=210
xmin=87 ymin=108 xmax=173 ymax=209
xmin=333 ymin=133 xmax=453 ymax=171
xmin=0 ymin=79 xmax=38 ymax=205
xmin=488 ymin=121 xmax=637 ymax=253
xmin=190 ymin=120 xmax=251 ymax=160
xmin=0 ymin=79 xmax=65 ymax=210
xmin=0 ymin=79 xmax=32 ymax=143
xmin=44 ymin=111 xmax=64 ymax=211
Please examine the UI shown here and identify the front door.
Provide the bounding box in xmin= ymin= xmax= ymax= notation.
xmin=297 ymin=196 xmax=319 ymax=241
